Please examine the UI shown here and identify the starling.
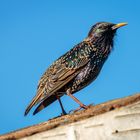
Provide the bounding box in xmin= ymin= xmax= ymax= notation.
xmin=24 ymin=22 xmax=127 ymax=116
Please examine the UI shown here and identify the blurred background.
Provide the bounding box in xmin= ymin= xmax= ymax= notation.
xmin=0 ymin=0 xmax=140 ymax=134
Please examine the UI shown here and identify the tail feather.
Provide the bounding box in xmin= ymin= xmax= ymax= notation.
xmin=24 ymin=93 xmax=42 ymax=116
xmin=33 ymin=95 xmax=57 ymax=115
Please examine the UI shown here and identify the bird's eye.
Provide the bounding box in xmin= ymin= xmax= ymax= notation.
xmin=96 ymin=28 xmax=104 ymax=33
xmin=96 ymin=29 xmax=100 ymax=33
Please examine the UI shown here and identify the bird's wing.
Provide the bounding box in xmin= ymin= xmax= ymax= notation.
xmin=25 ymin=42 xmax=92 ymax=115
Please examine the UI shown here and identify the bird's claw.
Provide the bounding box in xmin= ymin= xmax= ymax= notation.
xmin=80 ymin=103 xmax=94 ymax=109
xmin=61 ymin=111 xmax=67 ymax=116
xmin=69 ymin=103 xmax=94 ymax=114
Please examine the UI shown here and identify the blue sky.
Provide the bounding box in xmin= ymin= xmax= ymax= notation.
xmin=0 ymin=0 xmax=140 ymax=134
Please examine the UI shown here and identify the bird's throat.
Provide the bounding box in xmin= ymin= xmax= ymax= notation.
xmin=87 ymin=34 xmax=114 ymax=57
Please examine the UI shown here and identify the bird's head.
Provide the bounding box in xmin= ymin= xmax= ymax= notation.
xmin=88 ymin=22 xmax=127 ymax=38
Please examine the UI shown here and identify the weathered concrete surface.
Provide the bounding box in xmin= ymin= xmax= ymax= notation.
xmin=0 ymin=93 xmax=140 ymax=140
xmin=20 ymin=100 xmax=140 ymax=140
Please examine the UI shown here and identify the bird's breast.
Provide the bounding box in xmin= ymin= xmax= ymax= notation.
xmin=68 ymin=57 xmax=105 ymax=93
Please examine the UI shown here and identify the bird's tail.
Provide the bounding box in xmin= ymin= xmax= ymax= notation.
xmin=33 ymin=95 xmax=57 ymax=115
xmin=24 ymin=93 xmax=42 ymax=116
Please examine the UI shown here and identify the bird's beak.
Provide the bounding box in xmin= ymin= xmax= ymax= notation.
xmin=112 ymin=22 xmax=128 ymax=30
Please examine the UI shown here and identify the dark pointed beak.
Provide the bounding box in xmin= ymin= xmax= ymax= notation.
xmin=112 ymin=22 xmax=128 ymax=30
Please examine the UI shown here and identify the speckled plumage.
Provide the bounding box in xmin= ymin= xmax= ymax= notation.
xmin=25 ymin=22 xmax=127 ymax=116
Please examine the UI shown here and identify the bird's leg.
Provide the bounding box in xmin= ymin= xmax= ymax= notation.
xmin=66 ymin=89 xmax=88 ymax=111
xmin=56 ymin=95 xmax=67 ymax=115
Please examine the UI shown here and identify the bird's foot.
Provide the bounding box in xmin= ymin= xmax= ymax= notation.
xmin=69 ymin=103 xmax=94 ymax=114
xmin=80 ymin=103 xmax=94 ymax=109
xmin=60 ymin=110 xmax=67 ymax=116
